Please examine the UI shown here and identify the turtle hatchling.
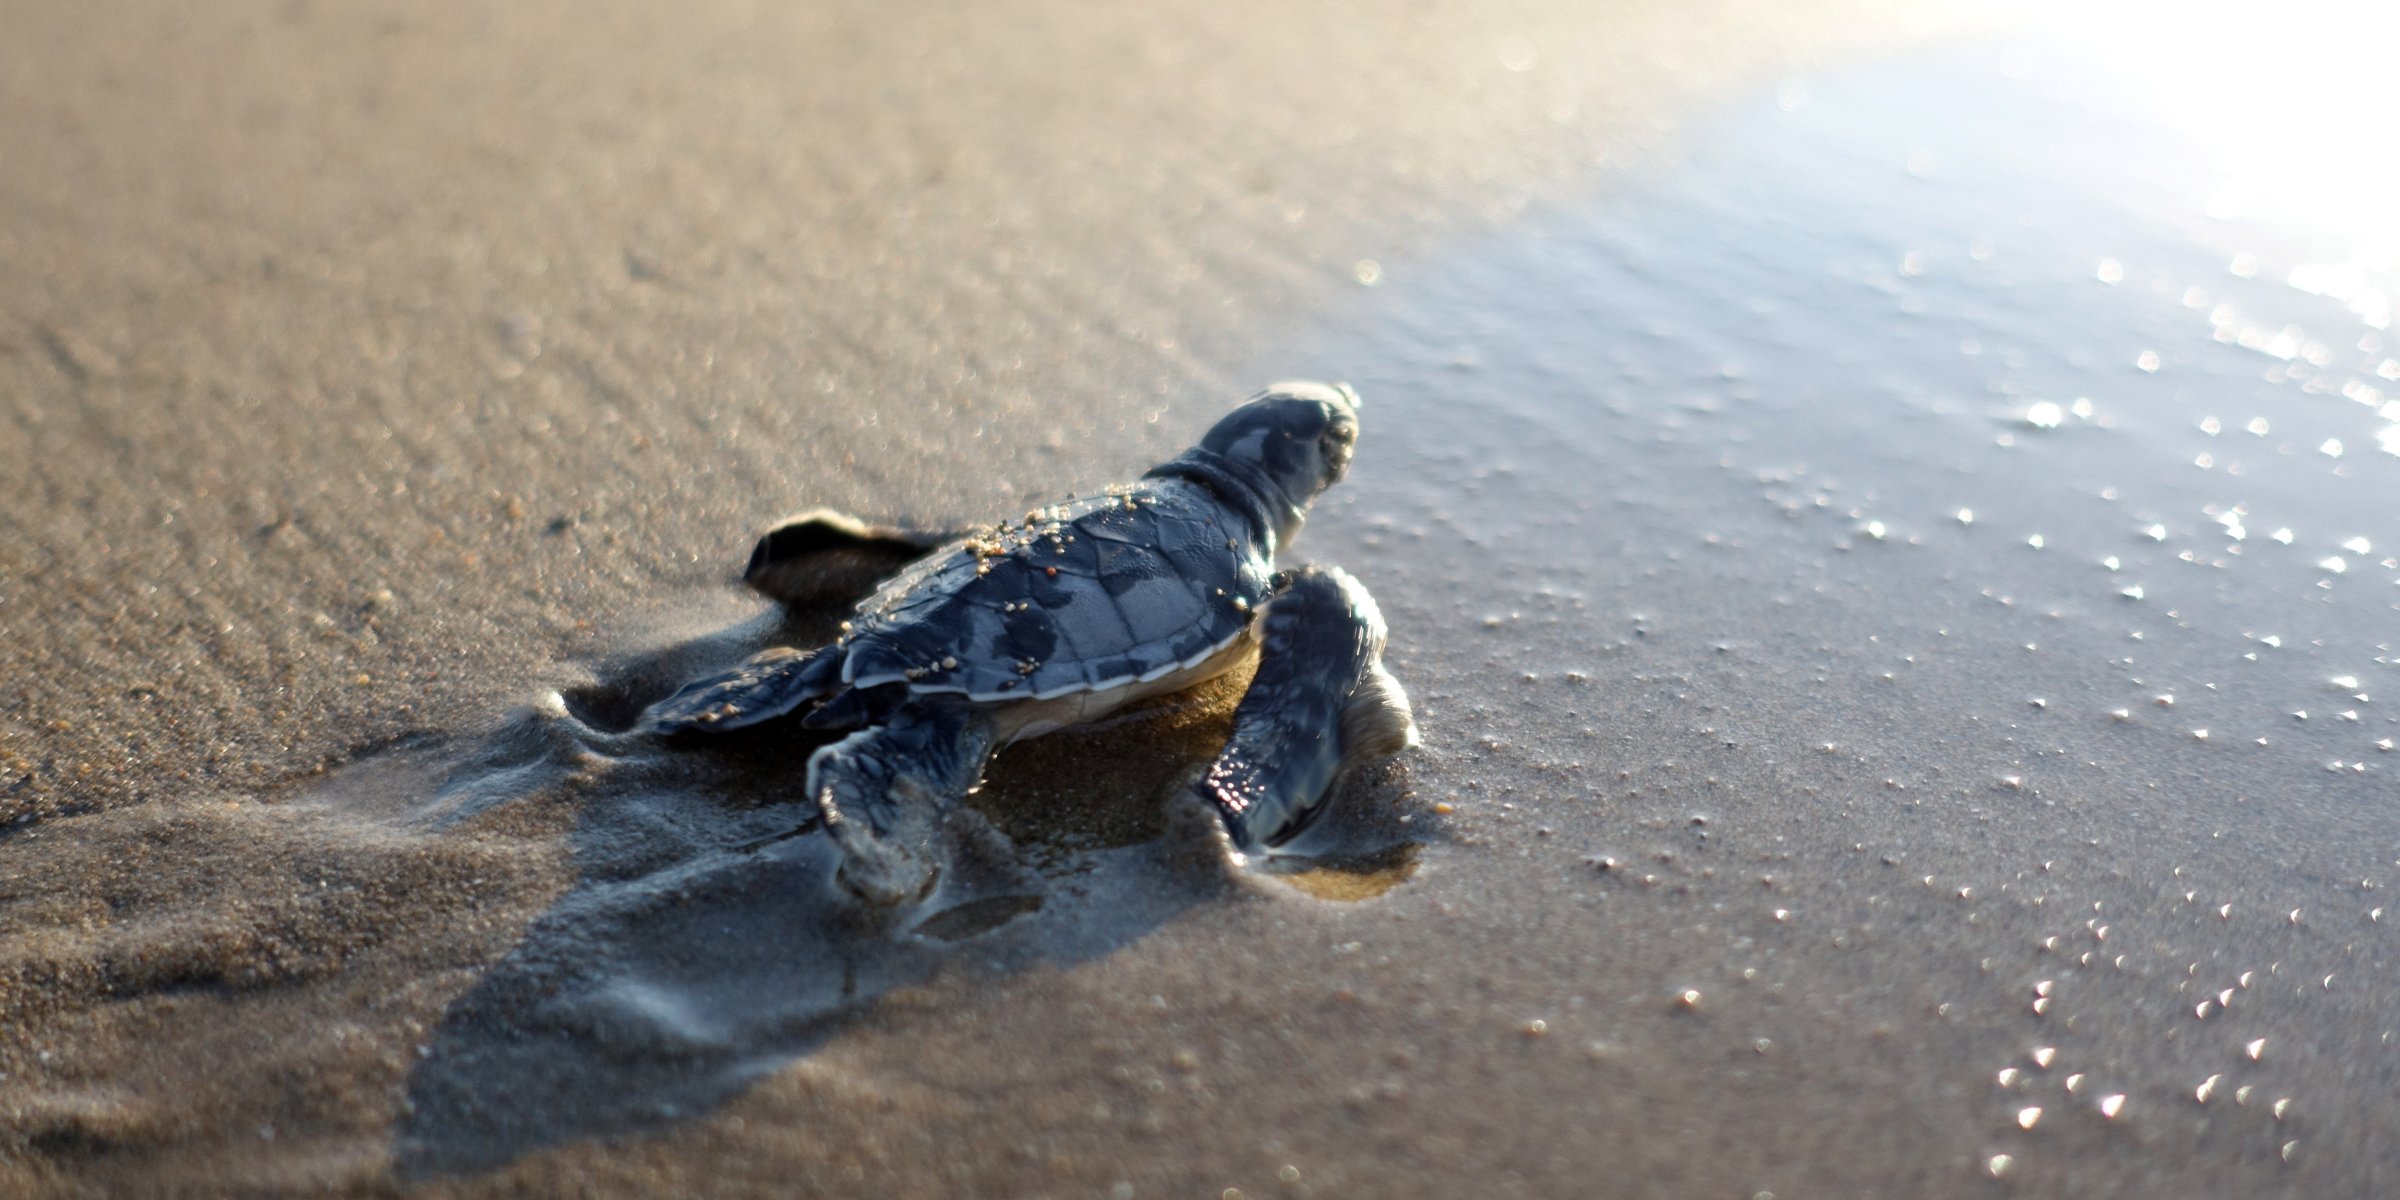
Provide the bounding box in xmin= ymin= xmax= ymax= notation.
xmin=645 ymin=382 xmax=1417 ymax=904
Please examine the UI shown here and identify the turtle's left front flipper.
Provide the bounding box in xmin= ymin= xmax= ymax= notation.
xmin=1192 ymin=565 xmax=1418 ymax=853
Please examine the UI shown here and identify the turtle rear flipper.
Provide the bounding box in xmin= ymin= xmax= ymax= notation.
xmin=1191 ymin=565 xmax=1417 ymax=853
xmin=644 ymin=643 xmax=844 ymax=734
xmin=810 ymin=699 xmax=997 ymax=905
xmin=744 ymin=509 xmax=961 ymax=608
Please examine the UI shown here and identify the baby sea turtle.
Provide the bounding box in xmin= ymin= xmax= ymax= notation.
xmin=645 ymin=382 xmax=1417 ymax=904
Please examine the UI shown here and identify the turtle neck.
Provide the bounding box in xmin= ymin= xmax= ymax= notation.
xmin=1141 ymin=447 xmax=1304 ymax=555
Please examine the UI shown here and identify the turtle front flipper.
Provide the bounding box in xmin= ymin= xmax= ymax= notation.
xmin=811 ymin=699 xmax=998 ymax=905
xmin=744 ymin=508 xmax=961 ymax=608
xmin=644 ymin=643 xmax=844 ymax=734
xmin=1190 ymin=565 xmax=1418 ymax=853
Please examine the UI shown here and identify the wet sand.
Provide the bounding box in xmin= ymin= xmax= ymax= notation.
xmin=13 ymin=1 xmax=2400 ymax=1197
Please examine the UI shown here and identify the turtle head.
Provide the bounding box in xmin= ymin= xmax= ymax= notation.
xmin=1147 ymin=381 xmax=1363 ymax=548
xmin=1197 ymin=381 xmax=1361 ymax=518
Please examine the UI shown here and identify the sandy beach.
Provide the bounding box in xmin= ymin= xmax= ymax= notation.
xmin=10 ymin=0 xmax=2400 ymax=1196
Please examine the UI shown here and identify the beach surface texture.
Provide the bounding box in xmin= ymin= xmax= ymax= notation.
xmin=8 ymin=1 xmax=2400 ymax=1196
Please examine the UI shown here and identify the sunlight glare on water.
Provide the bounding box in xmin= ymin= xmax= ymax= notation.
xmin=2043 ymin=0 xmax=2400 ymax=253
xmin=1297 ymin=18 xmax=2400 ymax=1183
xmin=2030 ymin=0 xmax=2400 ymax=463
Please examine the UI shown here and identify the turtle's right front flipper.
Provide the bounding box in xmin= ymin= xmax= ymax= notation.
xmin=644 ymin=643 xmax=844 ymax=734
xmin=1191 ymin=565 xmax=1418 ymax=854
xmin=744 ymin=509 xmax=961 ymax=608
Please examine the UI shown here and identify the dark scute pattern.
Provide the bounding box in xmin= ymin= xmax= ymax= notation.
xmin=1093 ymin=537 xmax=1165 ymax=596
xmin=1003 ymin=601 xmax=1060 ymax=662
xmin=840 ymin=482 xmax=1271 ymax=696
xmin=1115 ymin=575 xmax=1206 ymax=648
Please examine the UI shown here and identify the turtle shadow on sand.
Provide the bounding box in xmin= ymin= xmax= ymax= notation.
xmin=380 ymin=581 xmax=1423 ymax=1180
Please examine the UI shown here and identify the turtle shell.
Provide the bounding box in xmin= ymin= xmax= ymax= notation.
xmin=838 ymin=480 xmax=1272 ymax=702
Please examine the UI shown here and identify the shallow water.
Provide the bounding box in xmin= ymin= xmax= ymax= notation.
xmin=1260 ymin=36 xmax=2400 ymax=1195
xmin=11 ymin=8 xmax=2400 ymax=1197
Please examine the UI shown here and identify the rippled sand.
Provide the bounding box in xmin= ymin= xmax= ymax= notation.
xmin=11 ymin=1 xmax=2400 ymax=1196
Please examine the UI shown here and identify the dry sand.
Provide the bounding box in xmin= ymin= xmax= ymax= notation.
xmin=15 ymin=1 xmax=2400 ymax=1197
